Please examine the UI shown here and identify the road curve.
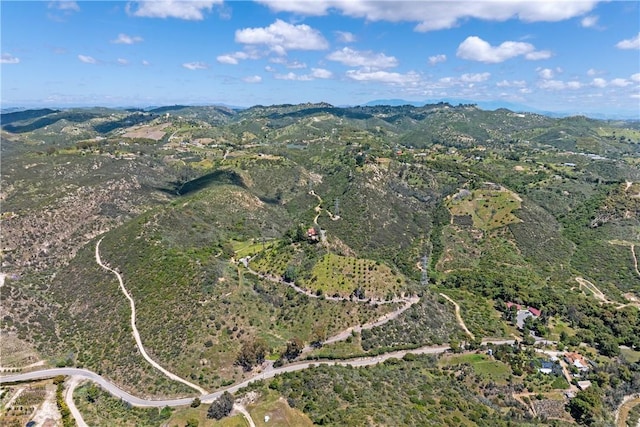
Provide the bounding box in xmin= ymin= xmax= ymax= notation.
xmin=0 ymin=339 xmax=517 ymax=408
xmin=95 ymin=238 xmax=208 ymax=395
xmin=65 ymin=376 xmax=89 ymax=427
xmin=234 ymin=404 xmax=257 ymax=427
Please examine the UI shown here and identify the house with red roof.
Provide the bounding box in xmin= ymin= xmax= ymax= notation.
xmin=506 ymin=302 xmax=542 ymax=329
xmin=564 ymin=352 xmax=589 ymax=372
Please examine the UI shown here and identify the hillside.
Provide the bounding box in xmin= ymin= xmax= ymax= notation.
xmin=1 ymin=103 xmax=639 ymax=425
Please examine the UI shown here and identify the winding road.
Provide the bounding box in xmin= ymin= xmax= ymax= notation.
xmin=575 ymin=276 xmax=639 ymax=310
xmin=616 ymin=394 xmax=640 ymax=427
xmin=95 ymin=238 xmax=208 ymax=395
xmin=0 ymin=237 xmax=534 ymax=415
xmin=0 ymin=339 xmax=518 ymax=408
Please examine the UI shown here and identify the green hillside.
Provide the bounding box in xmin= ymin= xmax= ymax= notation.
xmin=1 ymin=103 xmax=639 ymax=425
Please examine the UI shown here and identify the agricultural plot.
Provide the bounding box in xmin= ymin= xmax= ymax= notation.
xmin=300 ymin=253 xmax=406 ymax=299
xmin=446 ymin=187 xmax=522 ymax=231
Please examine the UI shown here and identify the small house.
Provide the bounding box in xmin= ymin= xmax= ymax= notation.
xmin=577 ymin=380 xmax=592 ymax=391
xmin=564 ymin=352 xmax=589 ymax=372
xmin=307 ymin=227 xmax=319 ymax=241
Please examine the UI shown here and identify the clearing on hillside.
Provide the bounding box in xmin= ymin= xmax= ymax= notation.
xmin=446 ymin=185 xmax=522 ymax=231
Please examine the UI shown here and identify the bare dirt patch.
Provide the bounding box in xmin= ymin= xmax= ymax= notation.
xmin=123 ymin=123 xmax=170 ymax=141
xmin=29 ymin=383 xmax=61 ymax=427
xmin=0 ymin=333 xmax=42 ymax=368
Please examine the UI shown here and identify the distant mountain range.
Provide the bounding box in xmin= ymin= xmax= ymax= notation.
xmin=3 ymin=100 xmax=638 ymax=120
xmin=362 ymin=98 xmax=639 ymax=120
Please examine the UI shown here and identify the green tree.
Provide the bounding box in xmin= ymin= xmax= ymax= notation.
xmin=236 ymin=338 xmax=268 ymax=371
xmin=567 ymin=386 xmax=603 ymax=425
xmin=282 ymin=337 xmax=304 ymax=361
xmin=207 ymin=391 xmax=234 ymax=420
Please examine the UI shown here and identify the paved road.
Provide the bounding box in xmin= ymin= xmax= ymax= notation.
xmin=0 ymin=339 xmax=517 ymax=408
xmin=65 ymin=376 xmax=89 ymax=427
xmin=95 ymin=239 xmax=208 ymax=395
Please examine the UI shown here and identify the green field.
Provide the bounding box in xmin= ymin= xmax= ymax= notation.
xmin=440 ymin=353 xmax=512 ymax=384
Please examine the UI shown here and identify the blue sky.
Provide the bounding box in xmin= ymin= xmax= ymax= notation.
xmin=1 ymin=1 xmax=639 ymax=116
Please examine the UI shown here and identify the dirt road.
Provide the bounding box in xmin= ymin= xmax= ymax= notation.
xmin=95 ymin=238 xmax=208 ymax=395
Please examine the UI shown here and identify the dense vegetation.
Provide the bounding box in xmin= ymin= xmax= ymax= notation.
xmin=1 ymin=103 xmax=638 ymax=425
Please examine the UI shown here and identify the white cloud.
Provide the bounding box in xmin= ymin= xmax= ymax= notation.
xmin=235 ymin=19 xmax=329 ymax=54
xmin=274 ymin=68 xmax=333 ymax=81
xmin=591 ymin=78 xmax=607 ymax=88
xmin=631 ymin=73 xmax=640 ymax=83
xmin=142 ymin=60 xmax=150 ymax=66
xmin=460 ymin=72 xmax=491 ymax=83
xmin=335 ymin=31 xmax=356 ymax=43
xmin=256 ymin=1 xmax=599 ymax=31
xmin=112 ymin=33 xmax=143 ymax=44
xmin=216 ymin=49 xmax=261 ymax=65
xmin=0 ymin=53 xmax=20 ymax=64
xmin=616 ymin=33 xmax=640 ymax=50
xmin=538 ymin=68 xmax=555 ymax=79
xmin=580 ymin=15 xmax=599 ymax=28
xmin=47 ymin=0 xmax=79 ymax=21
xmin=566 ymin=81 xmax=582 ymax=89
xmin=243 ymin=75 xmax=262 ymax=83
xmin=587 ymin=68 xmax=604 ymax=76
xmin=270 ymin=57 xmax=307 ymax=69
xmin=428 ymin=54 xmax=446 ymax=65
xmin=610 ymin=78 xmax=631 ymax=87
xmin=128 ymin=0 xmax=221 ymax=20
xmin=265 ymin=65 xmax=276 ymax=72
xmin=524 ymin=50 xmax=552 ymax=60
xmin=182 ymin=61 xmax=209 ymax=70
xmin=117 ymin=58 xmax=129 ymax=65
xmin=48 ymin=1 xmax=79 ymax=11
xmin=496 ymin=80 xmax=526 ymax=87
xmin=275 ymin=72 xmax=312 ymax=81
xmin=457 ymin=36 xmax=549 ymax=63
xmin=327 ymin=47 xmax=398 ymax=68
xmin=310 ymin=68 xmax=332 ymax=79
xmin=538 ymin=80 xmax=567 ymax=90
xmin=345 ymin=69 xmax=421 ymax=85
xmin=217 ymin=54 xmax=239 ymax=65
xmin=78 ymin=54 xmax=97 ymax=64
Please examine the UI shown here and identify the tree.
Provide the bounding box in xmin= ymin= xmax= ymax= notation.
xmin=236 ymin=338 xmax=268 ymax=371
xmin=282 ymin=337 xmax=304 ymax=361
xmin=190 ymin=397 xmax=201 ymax=408
xmin=311 ymin=323 xmax=327 ymax=347
xmin=283 ymin=265 xmax=298 ymax=283
xmin=567 ymin=386 xmax=603 ymax=426
xmin=207 ymin=391 xmax=234 ymax=420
